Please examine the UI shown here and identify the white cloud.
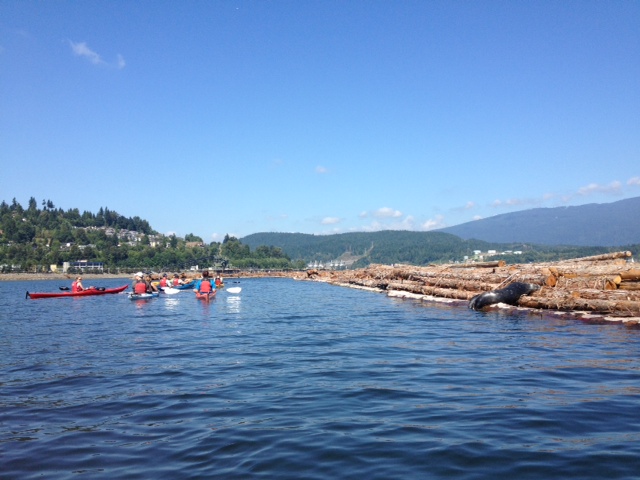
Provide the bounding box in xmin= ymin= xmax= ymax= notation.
xmin=321 ymin=217 xmax=341 ymax=225
xmin=422 ymin=215 xmax=445 ymax=230
xmin=116 ymin=54 xmax=126 ymax=69
xmin=577 ymin=181 xmax=622 ymax=196
xmin=315 ymin=166 xmax=328 ymax=174
xmin=490 ymin=196 xmax=544 ymax=209
xmin=70 ymin=41 xmax=103 ymax=65
xmin=358 ymin=211 xmax=368 ymax=218
xmin=69 ymin=40 xmax=125 ymax=69
xmin=373 ymin=207 xmax=403 ymax=218
xmin=627 ymin=176 xmax=640 ymax=186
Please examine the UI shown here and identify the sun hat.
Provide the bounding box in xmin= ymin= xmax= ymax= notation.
xmin=135 ymin=272 xmax=143 ymax=277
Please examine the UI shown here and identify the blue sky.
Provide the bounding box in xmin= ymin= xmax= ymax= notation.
xmin=2 ymin=1 xmax=639 ymax=242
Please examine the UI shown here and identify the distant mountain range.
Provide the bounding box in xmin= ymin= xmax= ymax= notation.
xmin=436 ymin=196 xmax=640 ymax=246
xmin=241 ymin=197 xmax=639 ymax=266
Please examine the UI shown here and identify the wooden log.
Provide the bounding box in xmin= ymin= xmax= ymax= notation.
xmin=518 ymin=295 xmax=640 ymax=315
xmin=450 ymin=260 xmax=506 ymax=268
xmin=556 ymin=289 xmax=640 ymax=302
xmin=618 ymin=283 xmax=640 ymax=291
xmin=620 ymin=269 xmax=640 ymax=281
xmin=552 ymin=266 xmax=631 ymax=277
xmin=419 ymin=285 xmax=478 ymax=300
xmin=558 ymin=251 xmax=631 ymax=262
xmin=388 ymin=278 xmax=495 ymax=293
xmin=553 ymin=275 xmax=625 ymax=290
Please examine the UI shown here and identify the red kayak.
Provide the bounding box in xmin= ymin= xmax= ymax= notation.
xmin=26 ymin=284 xmax=129 ymax=299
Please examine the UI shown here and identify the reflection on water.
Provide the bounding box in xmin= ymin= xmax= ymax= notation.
xmin=2 ymin=277 xmax=640 ymax=480
xmin=162 ymin=296 xmax=180 ymax=310
xmin=226 ymin=294 xmax=241 ymax=314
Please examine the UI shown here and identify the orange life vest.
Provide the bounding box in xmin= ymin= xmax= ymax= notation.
xmin=160 ymin=278 xmax=168 ymax=287
xmin=200 ymin=280 xmax=212 ymax=293
xmin=134 ymin=282 xmax=147 ymax=294
xmin=173 ymin=278 xmax=180 ymax=286
xmin=71 ymin=281 xmax=81 ymax=293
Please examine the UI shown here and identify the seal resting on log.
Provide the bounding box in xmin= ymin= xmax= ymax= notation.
xmin=469 ymin=282 xmax=540 ymax=311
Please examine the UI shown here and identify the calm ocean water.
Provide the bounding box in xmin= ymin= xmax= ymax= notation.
xmin=1 ymin=277 xmax=639 ymax=479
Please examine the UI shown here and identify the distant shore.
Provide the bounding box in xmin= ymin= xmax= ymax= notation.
xmin=0 ymin=272 xmax=131 ymax=282
xmin=0 ymin=271 xmax=296 ymax=282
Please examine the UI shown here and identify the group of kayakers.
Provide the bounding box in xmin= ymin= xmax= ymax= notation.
xmin=128 ymin=270 xmax=223 ymax=298
xmin=70 ymin=270 xmax=224 ymax=299
xmin=158 ymin=273 xmax=186 ymax=288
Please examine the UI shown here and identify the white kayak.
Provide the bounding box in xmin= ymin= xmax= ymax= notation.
xmin=161 ymin=287 xmax=180 ymax=295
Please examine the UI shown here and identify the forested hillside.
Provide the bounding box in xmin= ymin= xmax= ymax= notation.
xmin=241 ymin=231 xmax=627 ymax=266
xmin=0 ymin=198 xmax=303 ymax=272
xmin=3 ymin=197 xmax=636 ymax=272
xmin=437 ymin=196 xmax=640 ymax=246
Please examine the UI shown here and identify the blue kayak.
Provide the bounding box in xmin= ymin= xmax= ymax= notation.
xmin=129 ymin=292 xmax=159 ymax=300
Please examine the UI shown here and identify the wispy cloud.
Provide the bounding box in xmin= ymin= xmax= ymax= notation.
xmin=315 ymin=166 xmax=328 ymax=174
xmin=491 ymin=197 xmax=541 ymax=209
xmin=422 ymin=215 xmax=445 ymax=230
xmin=577 ymin=181 xmax=622 ymax=196
xmin=626 ymin=176 xmax=640 ymax=186
xmin=373 ymin=207 xmax=403 ymax=218
xmin=485 ymin=177 xmax=635 ymax=213
xmin=321 ymin=217 xmax=341 ymax=225
xmin=452 ymin=201 xmax=476 ymax=212
xmin=69 ymin=40 xmax=125 ymax=69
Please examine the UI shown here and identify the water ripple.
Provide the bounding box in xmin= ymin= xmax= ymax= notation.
xmin=1 ymin=278 xmax=640 ymax=479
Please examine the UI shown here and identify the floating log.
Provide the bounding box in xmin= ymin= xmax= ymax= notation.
xmin=450 ymin=260 xmax=506 ymax=268
xmin=620 ymin=269 xmax=640 ymax=281
xmin=518 ymin=295 xmax=640 ymax=316
xmin=387 ymin=278 xmax=494 ymax=293
xmin=302 ymin=252 xmax=640 ymax=319
xmin=558 ymin=251 xmax=632 ymax=262
xmin=554 ymin=275 xmax=623 ymax=290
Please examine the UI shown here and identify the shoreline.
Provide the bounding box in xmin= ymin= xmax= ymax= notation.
xmin=7 ymin=256 xmax=640 ymax=326
xmin=0 ymin=273 xmax=131 ymax=282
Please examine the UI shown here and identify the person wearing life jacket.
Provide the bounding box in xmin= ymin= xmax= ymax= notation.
xmin=215 ymin=275 xmax=223 ymax=288
xmin=159 ymin=273 xmax=169 ymax=288
xmin=145 ymin=275 xmax=158 ymax=293
xmin=71 ymin=276 xmax=84 ymax=293
xmin=133 ymin=274 xmax=147 ymax=294
xmin=195 ymin=270 xmax=215 ymax=299
xmin=172 ymin=274 xmax=182 ymax=287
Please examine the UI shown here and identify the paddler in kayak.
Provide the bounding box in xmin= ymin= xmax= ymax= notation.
xmin=194 ymin=270 xmax=216 ymax=301
xmin=71 ymin=276 xmax=85 ymax=292
xmin=144 ymin=274 xmax=159 ymax=293
xmin=132 ymin=273 xmax=148 ymax=294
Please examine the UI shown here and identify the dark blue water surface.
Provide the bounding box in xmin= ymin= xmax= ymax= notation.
xmin=1 ymin=277 xmax=640 ymax=479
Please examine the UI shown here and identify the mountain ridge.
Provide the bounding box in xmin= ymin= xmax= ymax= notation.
xmin=435 ymin=196 xmax=640 ymax=246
